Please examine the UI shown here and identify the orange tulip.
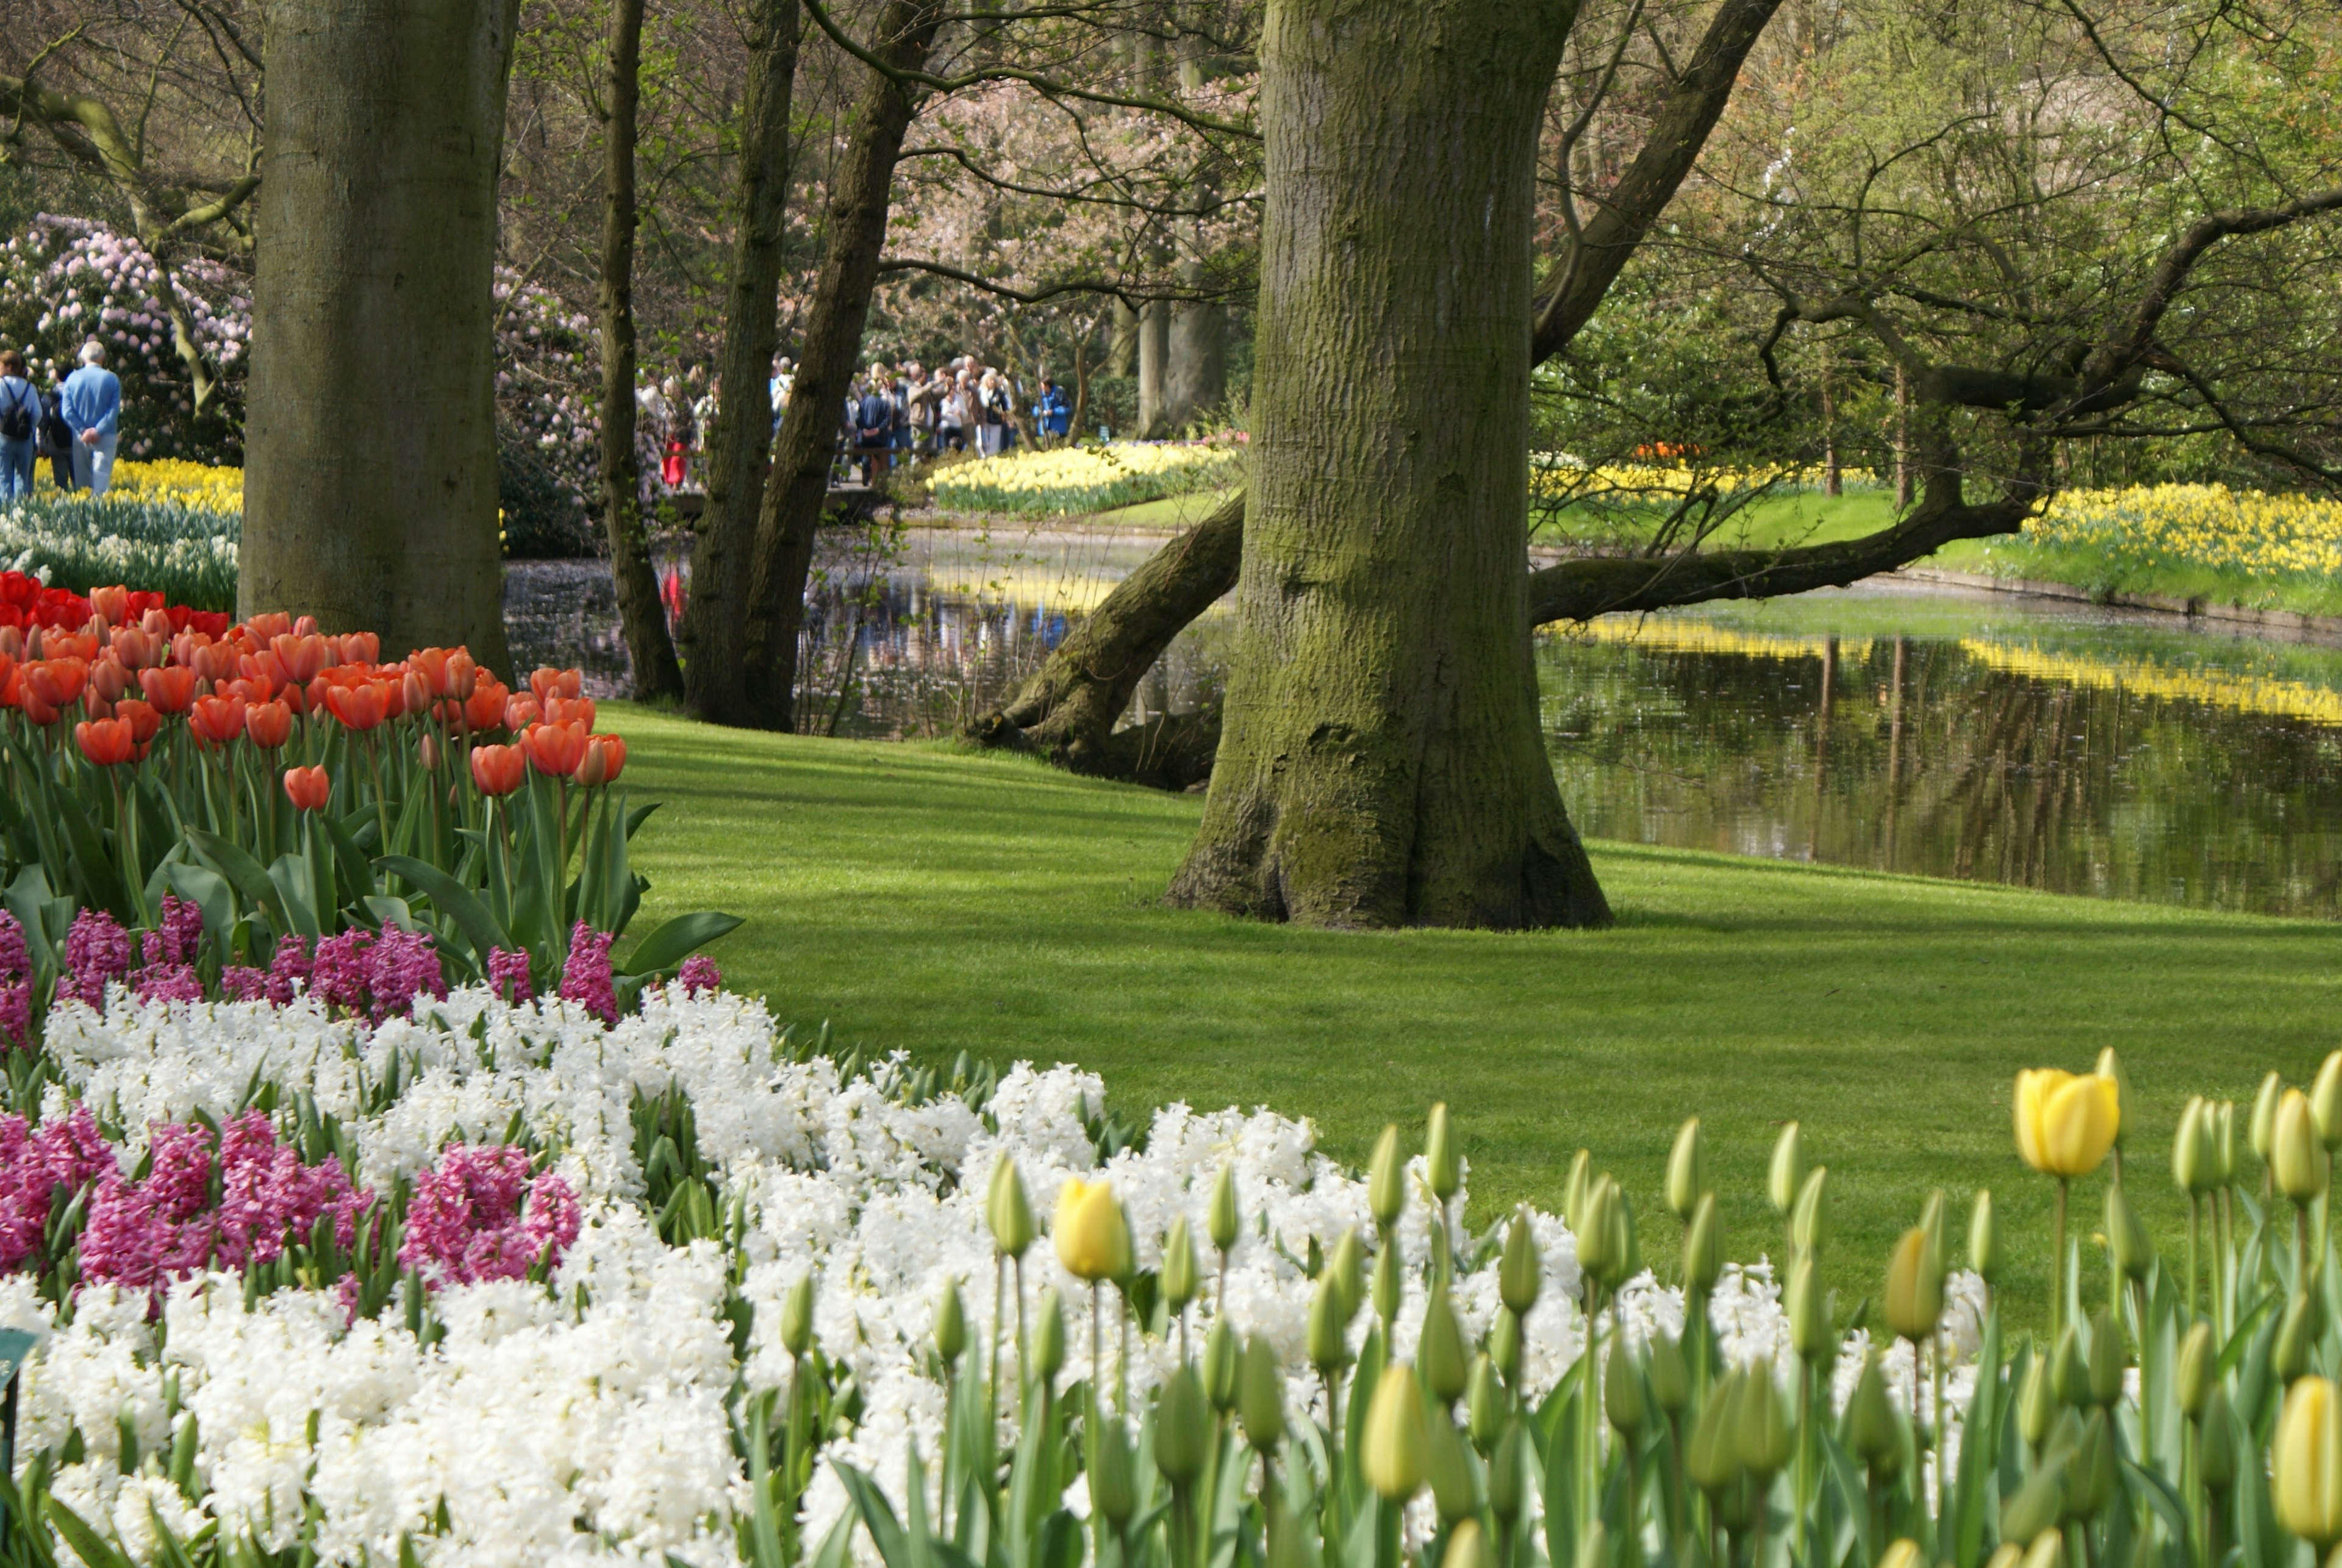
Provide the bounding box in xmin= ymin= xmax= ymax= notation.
xmin=440 ymin=649 xmax=478 ymax=701
xmin=337 ymin=632 xmax=381 ymax=665
xmin=531 ymin=667 xmax=583 ymax=703
xmin=243 ymin=611 xmax=292 ymax=641
xmin=470 ymin=742 xmax=528 ymax=797
xmin=282 ymin=765 xmax=331 ymax=812
xmin=110 ymin=628 xmax=157 ymax=669
xmin=45 ymin=633 xmax=96 ymax=662
xmin=88 ymin=585 xmax=130 ymax=628
xmin=26 ymin=658 xmax=87 ymax=710
xmin=89 ymin=658 xmax=129 ymax=705
xmin=113 ymin=699 xmax=161 ymax=746
xmin=74 ymin=717 xmax=137 ymax=767
xmin=576 ymin=734 xmax=627 ymax=788
xmin=188 ymin=694 xmax=246 ymax=748
xmin=223 ymin=675 xmax=275 ymax=707
xmin=544 ymin=695 xmax=596 ymax=732
xmin=245 ymin=700 xmax=293 ymax=750
xmin=139 ymin=609 xmax=171 ymax=638
xmin=82 ymin=694 xmax=113 ymax=722
xmin=325 ymin=680 xmax=385 ymax=732
xmin=523 ymin=720 xmax=589 ymax=778
xmin=400 ymin=672 xmax=430 ymax=718
xmin=271 ymin=633 xmax=331 ymax=684
xmin=138 ymin=665 xmax=198 ymax=714
xmin=418 ymin=732 xmax=442 ymax=771
xmin=504 ymin=693 xmax=543 ymax=731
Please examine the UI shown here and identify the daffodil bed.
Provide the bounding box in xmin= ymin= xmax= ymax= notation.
xmin=926 ymin=444 xmax=1244 ymax=517
xmin=3 ymin=463 xmax=241 ymax=613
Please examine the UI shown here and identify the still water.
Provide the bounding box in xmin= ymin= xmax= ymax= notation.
xmin=508 ymin=528 xmax=2342 ymax=919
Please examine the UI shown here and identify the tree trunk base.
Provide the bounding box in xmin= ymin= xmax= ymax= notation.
xmin=970 ymin=703 xmax=1220 ymax=791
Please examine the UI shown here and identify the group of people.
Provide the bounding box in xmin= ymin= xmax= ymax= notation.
xmin=635 ymin=352 xmax=1081 ymax=495
xmin=0 ymin=340 xmax=124 ymax=503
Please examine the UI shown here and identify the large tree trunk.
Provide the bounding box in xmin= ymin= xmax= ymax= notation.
xmin=717 ymin=0 xmax=948 ymax=732
xmin=244 ymin=0 xmax=518 ymax=672
xmin=675 ymin=0 xmax=802 ymax=716
xmin=1164 ymin=0 xmax=1609 ymax=929
xmin=597 ymin=0 xmax=684 ymax=701
xmin=1164 ymin=284 xmax=1225 ymax=429
xmin=1137 ymin=298 xmax=1170 ymax=435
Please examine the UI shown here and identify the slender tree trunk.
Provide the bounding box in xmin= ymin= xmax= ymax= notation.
xmin=1164 ymin=0 xmax=1608 ymax=928
xmin=1165 ymin=270 xmax=1225 ymax=428
xmin=675 ymin=0 xmax=802 ymax=715
xmin=1137 ymin=298 xmax=1170 ymax=435
xmin=709 ymin=0 xmax=947 ymax=731
xmin=1894 ymin=364 xmax=1914 ymax=508
xmin=598 ymin=0 xmax=685 ymax=700
xmin=245 ymin=0 xmax=520 ymax=670
xmin=1109 ymin=299 xmax=1139 ymax=379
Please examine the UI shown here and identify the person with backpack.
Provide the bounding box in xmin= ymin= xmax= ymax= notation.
xmin=59 ymin=339 xmax=121 ymax=498
xmin=0 ymin=350 xmax=37 ymax=502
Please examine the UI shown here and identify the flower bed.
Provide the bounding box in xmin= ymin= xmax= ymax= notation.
xmin=926 ymin=443 xmax=1243 ymax=516
xmin=0 ymin=493 xmax=239 ymax=614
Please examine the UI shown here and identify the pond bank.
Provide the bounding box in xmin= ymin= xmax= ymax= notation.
xmin=1897 ymin=565 xmax=2342 ymax=646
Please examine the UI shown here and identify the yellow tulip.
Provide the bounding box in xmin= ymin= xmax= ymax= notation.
xmin=2274 ymin=1090 xmax=2329 ymax=1204
xmin=1054 ymin=1178 xmax=1132 ymax=1282
xmin=1882 ymin=1225 xmax=1943 ymax=1343
xmin=1877 ymin=1542 xmax=1923 ymax=1568
xmin=1362 ymin=1362 xmax=1430 ymax=1500
xmin=2276 ymin=1376 xmax=2342 ymax=1545
xmin=2013 ymin=1069 xmax=2119 ymax=1177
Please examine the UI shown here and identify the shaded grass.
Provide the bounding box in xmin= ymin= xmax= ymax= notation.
xmin=611 ymin=706 xmax=2340 ymax=1322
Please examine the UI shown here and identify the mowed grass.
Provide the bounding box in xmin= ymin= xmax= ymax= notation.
xmin=609 ymin=705 xmax=2341 ymax=1322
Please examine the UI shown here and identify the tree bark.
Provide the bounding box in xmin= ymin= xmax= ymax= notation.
xmin=675 ymin=0 xmax=802 ymax=715
xmin=1137 ymin=297 xmax=1170 ymax=435
xmin=597 ymin=0 xmax=685 ymax=701
xmin=1164 ymin=0 xmax=1608 ymax=929
xmin=713 ymin=0 xmax=948 ymax=731
xmin=1109 ymin=299 xmax=1139 ymax=379
xmin=244 ymin=0 xmax=519 ymax=671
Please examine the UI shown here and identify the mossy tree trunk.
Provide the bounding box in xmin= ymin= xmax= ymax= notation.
xmin=1164 ymin=0 xmax=1609 ymax=928
xmin=243 ymin=0 xmax=519 ymax=671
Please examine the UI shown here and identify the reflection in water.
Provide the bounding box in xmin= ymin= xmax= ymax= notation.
xmin=507 ymin=536 xmax=2342 ymax=918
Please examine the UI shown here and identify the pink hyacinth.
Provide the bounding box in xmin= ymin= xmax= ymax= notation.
xmin=556 ymin=923 xmax=617 ymax=1025
xmin=307 ymin=931 xmax=371 ymax=1014
xmin=0 ymin=911 xmax=30 ymax=984
xmin=398 ymin=1144 xmax=581 ymax=1286
xmin=487 ymin=948 xmax=533 ymax=1005
xmin=364 ymin=927 xmax=446 ymax=1021
xmin=140 ymin=895 xmax=204 ymax=968
xmin=129 ymin=962 xmax=202 ymax=1005
xmin=265 ymin=934 xmax=310 ymax=1005
xmin=0 ymin=1106 xmax=117 ymax=1273
xmin=676 ymin=955 xmax=722 ymax=997
xmin=59 ymin=909 xmax=132 ymax=1009
xmin=219 ymin=966 xmax=268 ymax=1003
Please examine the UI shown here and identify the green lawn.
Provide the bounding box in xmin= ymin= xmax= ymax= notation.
xmin=612 ymin=706 xmax=2340 ymax=1322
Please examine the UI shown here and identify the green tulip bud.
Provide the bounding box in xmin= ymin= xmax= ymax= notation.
xmin=2310 ymin=1054 xmax=2342 ymax=1151
xmin=1878 ymin=1543 xmax=1924 ymax=1568
xmin=2276 ymin=1290 xmax=2322 ymax=1383
xmin=1427 ymin=1409 xmax=1477 ymax=1523
xmin=1786 ymin=1255 xmax=1832 ymax=1364
xmin=1366 ymin=1126 xmax=1405 ymax=1231
xmin=1605 ymin=1334 xmax=1649 ymax=1437
xmin=1491 ymin=1305 xmax=1523 ymax=1386
xmin=1361 ymin=1362 xmax=1429 ymax=1500
xmin=2018 ymin=1528 xmax=2065 ymax=1568
xmin=1577 ymin=1176 xmax=1620 ymax=1284
xmin=1466 ymin=1356 xmax=1505 ymax=1449
xmin=1308 ymin=1275 xmax=1350 ymax=1376
xmin=781 ymin=1274 xmax=816 ymax=1357
xmin=1268 ymin=1505 xmax=1320 ymax=1568
xmin=2017 ymin=1352 xmax=2056 ymax=1447
xmin=1488 ymin=1421 xmax=1527 ymax=1523
xmin=2176 ymin=1321 xmax=2216 ymax=1418
xmin=1791 ymin=1166 xmax=1830 ymax=1256
xmin=1918 ymin=1188 xmax=1950 ymax=1272
xmin=933 ymin=1279 xmax=967 ymax=1366
xmin=2215 ymin=1100 xmax=2239 ymax=1183
xmin=2094 ymin=1050 xmax=2129 ymax=1150
xmin=1883 ymin=1225 xmax=1943 ymax=1344
xmin=1162 ymin=1217 xmax=1200 ymax=1312
xmin=1683 ymin=1192 xmax=1722 ymax=1294
xmin=1768 ymin=1122 xmax=1805 ymax=1215
xmin=1209 ymin=1162 xmax=1242 ymax=1253
xmin=1450 ymin=1521 xmax=1492 ymax=1568
xmin=1735 ymin=1361 xmax=1792 ymax=1481
xmin=1968 ymin=1189 xmax=2000 ymax=1283
xmin=1666 ymin=1117 xmax=1707 ymax=1220
xmin=1649 ymin=1331 xmax=1690 ymax=1414
xmin=2105 ymin=1184 xmax=2153 ymax=1282
xmin=1327 ymin=1228 xmax=1365 ymax=1322
xmin=2049 ymin=1324 xmax=2089 ymax=1408
xmin=2199 ymin=1381 xmax=2237 ymax=1491
xmin=1844 ymin=1353 xmax=1900 ymax=1474
xmin=1420 ymin=1286 xmax=1470 ymax=1403
xmin=2063 ymin=1409 xmax=2115 ymax=1521
xmin=1239 ymin=1334 xmax=1284 ymax=1452
xmin=2275 ymin=1089 xmax=2329 ymax=1203
xmin=1202 ymin=1319 xmax=1239 ymax=1411
xmin=1687 ymin=1364 xmax=1748 ymax=1492
xmin=1499 ymin=1212 xmax=1541 ymax=1318
xmin=1425 ymin=1104 xmax=1459 ymax=1202
xmin=2173 ymin=1097 xmax=2216 ymax=1195
xmin=1030 ymin=1288 xmax=1067 ymax=1382
xmin=987 ymin=1158 xmax=1036 ymax=1258
xmin=1999 ymin=1462 xmax=2067 ymax=1547
xmin=2085 ymin=1307 xmax=2124 ymax=1407
xmin=1155 ymin=1365 xmax=1209 ymax=1485
xmin=2252 ymin=1072 xmax=2285 ymax=1162
xmin=1089 ymin=1411 xmax=1137 ymax=1528
xmin=1563 ymin=1149 xmax=1592 ymax=1233
xmin=1372 ymin=1241 xmax=1402 ymax=1325
xmin=1572 ymin=1522 xmax=1610 ymax=1568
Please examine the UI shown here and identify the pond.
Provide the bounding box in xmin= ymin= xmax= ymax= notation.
xmin=507 ymin=526 xmax=2342 ymax=920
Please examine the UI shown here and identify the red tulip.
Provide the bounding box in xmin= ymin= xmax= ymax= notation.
xmin=89 ymin=658 xmax=129 ymax=705
xmin=470 ymin=743 xmax=528 ymax=797
xmin=575 ymin=734 xmax=627 ymax=788
xmin=110 ymin=628 xmax=157 ymax=669
xmin=400 ymin=672 xmax=430 ymax=718
xmin=26 ymin=658 xmax=88 ymax=710
xmin=243 ymin=612 xmax=292 ymax=640
xmin=523 ymin=720 xmax=589 ymax=778
xmin=188 ymin=694 xmax=246 ymax=748
xmin=530 ymin=667 xmax=582 ymax=703
xmin=245 ymin=700 xmax=293 ymax=750
xmin=282 ymin=765 xmax=331 ymax=812
xmin=82 ymin=694 xmax=113 ymax=722
xmin=74 ymin=717 xmax=136 ymax=767
xmin=138 ymin=665 xmax=198 ymax=714
xmin=441 ymin=650 xmax=478 ymax=701
xmin=464 ymin=677 xmax=508 ymax=732
xmin=337 ymin=632 xmax=381 ymax=665
xmin=503 ymin=693 xmax=543 ymax=731
xmin=114 ymin=699 xmax=161 ymax=745
xmin=325 ymin=681 xmax=387 ymax=732
xmin=271 ymin=633 xmax=331 ymax=684
xmin=543 ymin=695 xmax=596 ymax=732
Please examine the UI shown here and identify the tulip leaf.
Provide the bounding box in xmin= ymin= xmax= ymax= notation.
xmin=187 ymin=828 xmax=295 ymax=940
xmin=625 ymin=801 xmax=661 ymax=840
xmin=268 ymin=852 xmax=321 ymax=940
xmin=834 ymin=1463 xmax=910 ymax=1568
xmin=375 ymin=855 xmax=512 ymax=963
xmin=620 ymin=911 xmax=743 ymax=979
xmin=163 ymin=862 xmax=236 ymax=946
xmin=51 ymin=788 xmax=129 ymax=922
xmin=44 ymin=1495 xmax=138 ymax=1568
xmin=322 ymin=813 xmax=379 ymax=907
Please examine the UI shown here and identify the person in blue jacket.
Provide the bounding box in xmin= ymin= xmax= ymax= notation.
xmin=1033 ymin=378 xmax=1072 ymax=445
xmin=59 ymin=340 xmax=121 ymax=498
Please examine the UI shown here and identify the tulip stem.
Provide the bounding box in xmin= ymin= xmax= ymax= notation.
xmin=990 ymin=1251 xmax=1005 ymax=1419
xmin=2186 ymin=1194 xmax=2199 ymax=1323
xmin=2052 ymin=1178 xmax=2069 ymax=1345
xmin=1930 ymin=1333 xmax=1945 ymax=1547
